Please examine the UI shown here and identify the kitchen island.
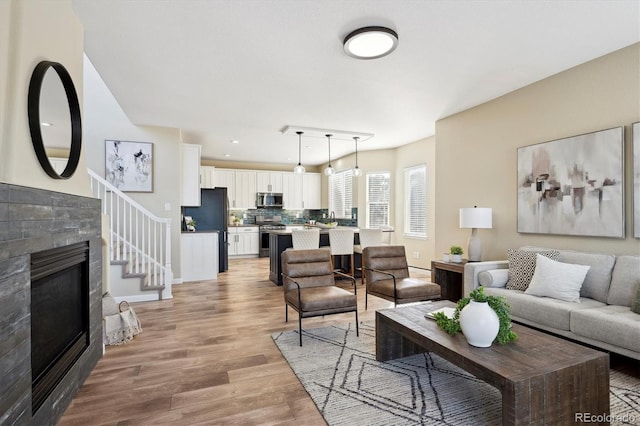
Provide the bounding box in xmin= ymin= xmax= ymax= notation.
xmin=268 ymin=228 xmax=360 ymax=285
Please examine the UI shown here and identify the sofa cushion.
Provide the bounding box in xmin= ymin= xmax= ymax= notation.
xmin=483 ymin=287 xmax=605 ymax=331
xmin=607 ymin=255 xmax=640 ymax=307
xmin=558 ymin=250 xmax=616 ymax=303
xmin=506 ymin=248 xmax=560 ymax=291
xmin=524 ymin=254 xmax=589 ymax=303
xmin=571 ymin=305 xmax=640 ymax=353
xmin=632 ymin=285 xmax=640 ymax=314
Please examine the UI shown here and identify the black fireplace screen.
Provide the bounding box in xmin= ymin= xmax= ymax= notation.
xmin=30 ymin=242 xmax=89 ymax=412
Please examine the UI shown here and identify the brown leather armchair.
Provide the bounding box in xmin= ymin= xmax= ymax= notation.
xmin=281 ymin=248 xmax=359 ymax=346
xmin=363 ymin=245 xmax=440 ymax=309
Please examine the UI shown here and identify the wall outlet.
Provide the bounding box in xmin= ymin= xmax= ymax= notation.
xmin=412 ymin=251 xmax=420 ymax=259
xmin=164 ymin=202 xmax=171 ymax=211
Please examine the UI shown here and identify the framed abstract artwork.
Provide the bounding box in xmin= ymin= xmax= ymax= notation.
xmin=105 ymin=140 xmax=153 ymax=192
xmin=633 ymin=122 xmax=640 ymax=238
xmin=517 ymin=127 xmax=624 ymax=238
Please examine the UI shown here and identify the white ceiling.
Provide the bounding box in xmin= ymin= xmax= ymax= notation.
xmin=72 ymin=0 xmax=640 ymax=167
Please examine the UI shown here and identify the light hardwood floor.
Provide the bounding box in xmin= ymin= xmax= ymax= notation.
xmin=59 ymin=257 xmax=401 ymax=425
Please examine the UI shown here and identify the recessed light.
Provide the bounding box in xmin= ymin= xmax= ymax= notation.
xmin=305 ymin=145 xmax=312 ymax=149
xmin=343 ymin=26 xmax=398 ymax=60
xmin=224 ymin=154 xmax=231 ymax=157
xmin=231 ymin=140 xmax=239 ymax=144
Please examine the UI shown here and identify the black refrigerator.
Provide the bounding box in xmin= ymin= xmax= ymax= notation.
xmin=183 ymin=188 xmax=229 ymax=272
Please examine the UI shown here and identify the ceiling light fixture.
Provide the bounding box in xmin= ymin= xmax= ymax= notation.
xmin=324 ymin=134 xmax=335 ymax=176
xmin=293 ymin=131 xmax=306 ymax=174
xmin=343 ymin=26 xmax=398 ymax=60
xmin=352 ymin=136 xmax=362 ymax=177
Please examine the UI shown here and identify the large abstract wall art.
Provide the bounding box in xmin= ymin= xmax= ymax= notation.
xmin=517 ymin=127 xmax=624 ymax=238
xmin=105 ymin=140 xmax=154 ymax=192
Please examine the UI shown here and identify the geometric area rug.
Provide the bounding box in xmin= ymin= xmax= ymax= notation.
xmin=272 ymin=322 xmax=640 ymax=426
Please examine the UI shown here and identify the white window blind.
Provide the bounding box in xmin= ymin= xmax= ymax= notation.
xmin=404 ymin=165 xmax=427 ymax=237
xmin=329 ymin=170 xmax=353 ymax=218
xmin=366 ymin=172 xmax=390 ymax=228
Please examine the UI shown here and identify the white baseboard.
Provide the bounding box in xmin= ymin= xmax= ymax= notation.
xmin=113 ymin=294 xmax=159 ymax=303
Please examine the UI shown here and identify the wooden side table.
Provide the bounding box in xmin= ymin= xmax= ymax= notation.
xmin=431 ymin=260 xmax=467 ymax=301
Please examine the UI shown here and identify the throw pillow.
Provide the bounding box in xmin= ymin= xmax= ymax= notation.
xmin=506 ymin=248 xmax=560 ymax=291
xmin=631 ymin=284 xmax=640 ymax=314
xmin=478 ymin=269 xmax=509 ymax=288
xmin=525 ymin=254 xmax=590 ymax=303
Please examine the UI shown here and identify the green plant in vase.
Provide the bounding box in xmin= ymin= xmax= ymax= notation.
xmin=449 ymin=245 xmax=463 ymax=262
xmin=433 ymin=287 xmax=517 ymax=345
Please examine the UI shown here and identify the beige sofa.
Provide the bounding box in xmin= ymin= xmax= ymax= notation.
xmin=464 ymin=247 xmax=640 ymax=360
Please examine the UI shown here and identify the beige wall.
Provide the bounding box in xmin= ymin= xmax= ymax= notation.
xmin=0 ymin=0 xmax=90 ymax=197
xmin=435 ymin=43 xmax=640 ymax=260
xmin=394 ymin=137 xmax=436 ymax=269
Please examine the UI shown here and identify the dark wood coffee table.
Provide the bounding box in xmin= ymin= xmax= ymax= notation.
xmin=376 ymin=301 xmax=610 ymax=425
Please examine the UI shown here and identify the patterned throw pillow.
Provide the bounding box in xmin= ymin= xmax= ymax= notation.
xmin=631 ymin=284 xmax=640 ymax=314
xmin=506 ymin=249 xmax=560 ymax=291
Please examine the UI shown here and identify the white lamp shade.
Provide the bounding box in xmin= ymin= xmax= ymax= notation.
xmin=459 ymin=207 xmax=492 ymax=229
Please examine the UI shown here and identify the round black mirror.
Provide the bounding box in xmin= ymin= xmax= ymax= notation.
xmin=28 ymin=61 xmax=82 ymax=179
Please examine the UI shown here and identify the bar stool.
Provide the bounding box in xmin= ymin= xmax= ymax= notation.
xmin=353 ymin=228 xmax=383 ymax=285
xmin=328 ymin=228 xmax=355 ymax=276
xmin=291 ymin=228 xmax=320 ymax=250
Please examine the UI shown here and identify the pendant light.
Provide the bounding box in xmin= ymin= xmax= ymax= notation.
xmin=323 ymin=134 xmax=335 ymax=176
xmin=352 ymin=136 xmax=362 ymax=177
xmin=293 ymin=131 xmax=305 ymax=174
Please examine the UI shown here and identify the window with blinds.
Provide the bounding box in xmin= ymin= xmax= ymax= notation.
xmin=328 ymin=170 xmax=353 ymax=218
xmin=366 ymin=172 xmax=390 ymax=228
xmin=404 ymin=165 xmax=427 ymax=238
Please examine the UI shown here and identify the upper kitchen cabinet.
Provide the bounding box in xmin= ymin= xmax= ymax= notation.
xmin=214 ymin=168 xmax=256 ymax=209
xmin=235 ymin=170 xmax=257 ymax=208
xmin=282 ymin=172 xmax=321 ymax=210
xmin=200 ymin=166 xmax=216 ymax=188
xmin=302 ymin=173 xmax=321 ymax=209
xmin=181 ymin=144 xmax=201 ymax=206
xmin=256 ymin=171 xmax=283 ymax=193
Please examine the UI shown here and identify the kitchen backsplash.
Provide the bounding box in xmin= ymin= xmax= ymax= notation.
xmin=230 ymin=208 xmax=358 ymax=227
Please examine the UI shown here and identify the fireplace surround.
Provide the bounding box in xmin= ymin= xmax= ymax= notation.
xmin=0 ymin=183 xmax=102 ymax=424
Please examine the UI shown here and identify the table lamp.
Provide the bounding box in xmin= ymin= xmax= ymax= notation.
xmin=459 ymin=206 xmax=492 ymax=262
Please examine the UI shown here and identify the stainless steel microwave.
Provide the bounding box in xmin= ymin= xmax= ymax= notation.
xmin=256 ymin=192 xmax=283 ymax=208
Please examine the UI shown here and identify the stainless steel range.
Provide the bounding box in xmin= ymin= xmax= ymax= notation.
xmin=256 ymin=215 xmax=286 ymax=257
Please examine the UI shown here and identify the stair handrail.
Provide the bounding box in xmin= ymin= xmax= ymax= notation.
xmin=88 ymin=169 xmax=172 ymax=296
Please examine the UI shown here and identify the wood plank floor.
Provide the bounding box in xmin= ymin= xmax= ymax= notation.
xmin=59 ymin=257 xmax=400 ymax=425
xmin=59 ymin=257 xmax=638 ymax=425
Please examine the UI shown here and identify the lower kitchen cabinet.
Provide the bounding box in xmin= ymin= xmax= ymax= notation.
xmin=229 ymin=226 xmax=259 ymax=256
xmin=181 ymin=232 xmax=219 ymax=282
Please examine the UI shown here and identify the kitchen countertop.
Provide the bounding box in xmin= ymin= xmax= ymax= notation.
xmin=181 ymin=230 xmax=220 ymax=234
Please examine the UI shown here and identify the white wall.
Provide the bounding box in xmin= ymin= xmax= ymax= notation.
xmin=82 ymin=56 xmax=184 ymax=279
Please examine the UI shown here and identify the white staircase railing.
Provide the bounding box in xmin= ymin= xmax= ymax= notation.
xmin=88 ymin=169 xmax=172 ymax=293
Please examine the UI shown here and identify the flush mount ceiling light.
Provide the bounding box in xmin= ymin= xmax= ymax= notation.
xmin=343 ymin=26 xmax=398 ymax=60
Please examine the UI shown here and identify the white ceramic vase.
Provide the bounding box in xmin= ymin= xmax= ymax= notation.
xmin=451 ymin=254 xmax=462 ymax=263
xmin=459 ymin=300 xmax=499 ymax=347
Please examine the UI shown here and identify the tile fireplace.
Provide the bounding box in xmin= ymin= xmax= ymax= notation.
xmin=0 ymin=183 xmax=102 ymax=424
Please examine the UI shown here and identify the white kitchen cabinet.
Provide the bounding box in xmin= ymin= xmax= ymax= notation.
xmin=256 ymin=171 xmax=283 ymax=193
xmin=302 ymin=173 xmax=321 ymax=209
xmin=213 ymin=168 xmax=235 ymax=190
xmin=200 ymin=166 xmax=216 ymax=188
xmin=282 ymin=172 xmax=321 ymax=210
xmin=181 ymin=144 xmax=202 ymax=206
xmin=234 ymin=170 xmax=257 ymax=209
xmin=282 ymin=172 xmax=303 ymax=210
xmin=181 ymin=232 xmax=218 ymax=281
xmin=229 ymin=226 xmax=259 ymax=256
